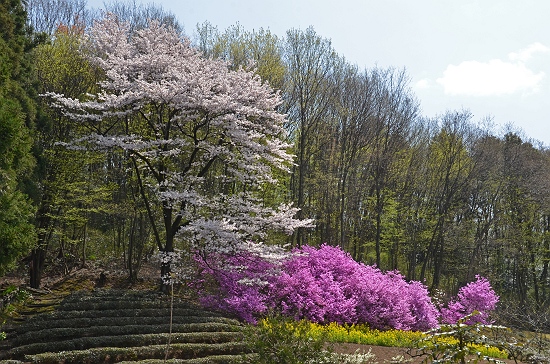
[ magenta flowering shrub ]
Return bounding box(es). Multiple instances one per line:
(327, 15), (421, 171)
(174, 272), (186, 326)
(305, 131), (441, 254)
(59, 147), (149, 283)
(440, 275), (499, 325)
(270, 244), (359, 324)
(406, 280), (441, 331)
(271, 245), (439, 330)
(198, 244), (440, 330)
(196, 251), (278, 323)
(353, 268), (439, 331)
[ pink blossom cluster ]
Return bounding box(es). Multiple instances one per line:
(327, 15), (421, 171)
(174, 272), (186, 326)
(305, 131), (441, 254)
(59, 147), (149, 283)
(197, 245), (499, 330)
(197, 251), (280, 323)
(440, 275), (499, 325)
(270, 245), (439, 331)
(199, 244), (439, 330)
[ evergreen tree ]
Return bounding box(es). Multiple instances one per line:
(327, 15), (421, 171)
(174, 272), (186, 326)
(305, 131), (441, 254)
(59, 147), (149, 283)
(0, 0), (37, 274)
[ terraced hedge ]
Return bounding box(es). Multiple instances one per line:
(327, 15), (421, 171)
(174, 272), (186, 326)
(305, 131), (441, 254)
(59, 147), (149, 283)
(0, 289), (247, 364)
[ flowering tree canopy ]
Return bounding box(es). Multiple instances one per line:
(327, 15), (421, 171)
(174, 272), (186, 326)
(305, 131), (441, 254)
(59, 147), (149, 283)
(47, 14), (311, 281)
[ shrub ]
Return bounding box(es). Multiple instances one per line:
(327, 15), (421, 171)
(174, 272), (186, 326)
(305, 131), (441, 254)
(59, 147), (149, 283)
(197, 250), (280, 323)
(270, 244), (439, 330)
(24, 342), (247, 364)
(270, 244), (359, 325)
(198, 244), (439, 330)
(440, 275), (499, 325)
(238, 314), (333, 364)
(415, 313), (508, 363)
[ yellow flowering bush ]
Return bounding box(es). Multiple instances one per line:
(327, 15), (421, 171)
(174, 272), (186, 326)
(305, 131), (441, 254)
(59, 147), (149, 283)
(305, 321), (423, 347)
(257, 317), (508, 361)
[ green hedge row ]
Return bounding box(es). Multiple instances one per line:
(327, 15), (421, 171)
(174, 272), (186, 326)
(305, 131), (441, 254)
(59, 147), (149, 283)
(13, 314), (239, 334)
(57, 300), (183, 311)
(59, 289), (161, 301)
(15, 306), (232, 323)
(56, 290), (193, 310)
(9, 329), (243, 357)
(117, 354), (252, 363)
(24, 342), (247, 364)
(11, 325), (241, 348)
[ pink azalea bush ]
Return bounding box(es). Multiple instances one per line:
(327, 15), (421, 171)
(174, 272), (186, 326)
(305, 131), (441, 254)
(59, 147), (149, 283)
(196, 251), (279, 323)
(198, 244), (439, 330)
(270, 244), (360, 325)
(271, 245), (439, 331)
(197, 244), (499, 329)
(440, 275), (499, 325)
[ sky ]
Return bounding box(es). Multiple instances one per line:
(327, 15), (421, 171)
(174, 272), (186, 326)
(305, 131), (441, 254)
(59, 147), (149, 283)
(87, 0), (550, 146)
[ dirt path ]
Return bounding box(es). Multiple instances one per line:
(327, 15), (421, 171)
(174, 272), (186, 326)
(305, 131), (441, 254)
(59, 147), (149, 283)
(333, 343), (522, 363)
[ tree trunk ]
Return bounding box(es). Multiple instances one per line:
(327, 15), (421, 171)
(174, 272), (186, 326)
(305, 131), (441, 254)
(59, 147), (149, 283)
(30, 195), (53, 289)
(30, 248), (46, 289)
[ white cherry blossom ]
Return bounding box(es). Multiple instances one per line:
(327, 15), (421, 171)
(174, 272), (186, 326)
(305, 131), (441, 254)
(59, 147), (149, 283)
(47, 13), (313, 282)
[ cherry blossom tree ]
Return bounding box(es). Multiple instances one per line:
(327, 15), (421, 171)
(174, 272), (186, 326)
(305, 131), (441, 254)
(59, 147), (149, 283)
(47, 14), (311, 285)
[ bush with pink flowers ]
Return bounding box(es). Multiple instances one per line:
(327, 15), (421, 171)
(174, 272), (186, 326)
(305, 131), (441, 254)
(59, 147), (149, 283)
(269, 244), (361, 325)
(196, 251), (279, 323)
(440, 275), (499, 325)
(197, 244), (441, 330)
(197, 244), (499, 330)
(271, 245), (439, 330)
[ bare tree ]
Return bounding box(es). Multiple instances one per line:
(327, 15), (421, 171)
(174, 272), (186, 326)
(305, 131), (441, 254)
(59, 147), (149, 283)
(25, 0), (91, 34)
(101, 0), (183, 34)
(282, 26), (340, 247)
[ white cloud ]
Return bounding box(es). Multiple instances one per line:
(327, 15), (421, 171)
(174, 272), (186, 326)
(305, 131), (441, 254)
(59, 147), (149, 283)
(508, 42), (550, 62)
(436, 43), (548, 97)
(415, 78), (430, 90)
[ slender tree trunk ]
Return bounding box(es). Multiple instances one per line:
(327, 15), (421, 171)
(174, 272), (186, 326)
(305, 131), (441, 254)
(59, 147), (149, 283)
(128, 214), (136, 282)
(30, 195), (53, 289)
(81, 221), (87, 268)
(30, 248), (46, 289)
(295, 126), (307, 248)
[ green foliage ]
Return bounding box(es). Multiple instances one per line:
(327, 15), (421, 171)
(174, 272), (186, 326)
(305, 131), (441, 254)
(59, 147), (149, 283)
(1, 285), (31, 311)
(24, 342), (247, 364)
(10, 332), (244, 357)
(0, 0), (37, 275)
(0, 182), (36, 274)
(195, 22), (286, 90)
(1, 285), (31, 345)
(33, 29), (101, 98)
(238, 314), (333, 364)
(415, 313), (507, 363)
(12, 328), (238, 348)
(16, 318), (237, 336)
